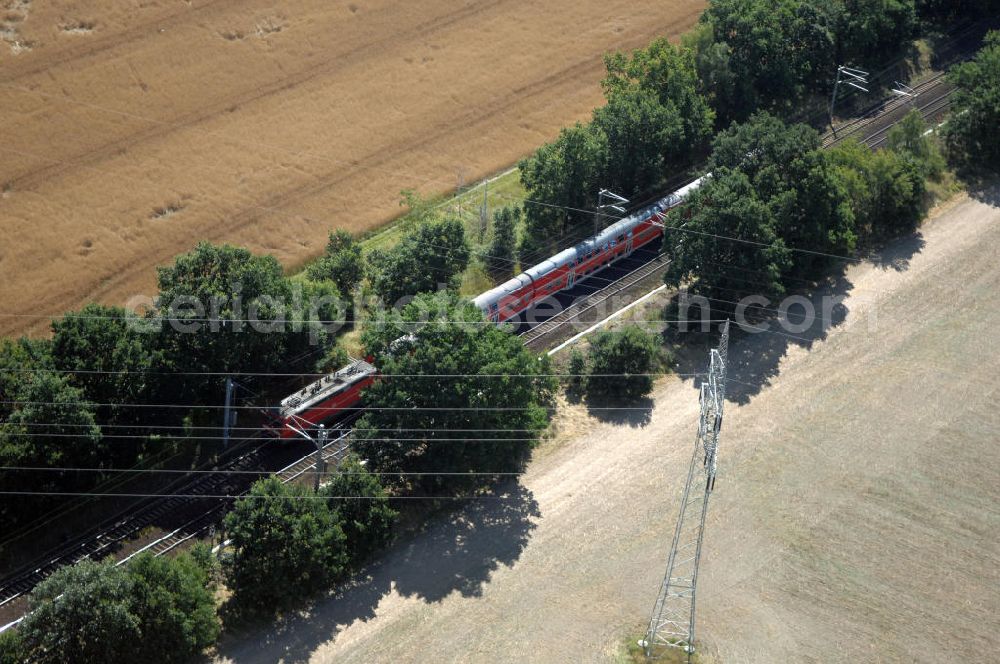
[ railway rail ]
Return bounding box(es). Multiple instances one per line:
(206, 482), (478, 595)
(0, 432), (272, 610)
(519, 253), (671, 349)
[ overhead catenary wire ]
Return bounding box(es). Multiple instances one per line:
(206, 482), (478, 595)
(0, 466), (527, 476)
(0, 491), (520, 500)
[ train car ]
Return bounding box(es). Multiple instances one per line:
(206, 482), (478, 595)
(472, 175), (706, 323)
(264, 359), (377, 439)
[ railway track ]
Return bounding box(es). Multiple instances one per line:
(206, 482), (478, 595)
(823, 72), (955, 150)
(0, 422), (358, 631)
(0, 432), (274, 610)
(519, 253), (670, 349)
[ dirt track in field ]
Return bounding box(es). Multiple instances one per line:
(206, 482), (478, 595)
(213, 189), (1000, 663)
(0, 0), (704, 336)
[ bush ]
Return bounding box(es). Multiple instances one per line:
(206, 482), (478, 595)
(0, 630), (25, 664)
(321, 455), (397, 565)
(126, 553), (220, 664)
(315, 344), (351, 374)
(585, 326), (660, 402)
(223, 477), (348, 613)
(306, 229), (364, 296)
(887, 109), (946, 180)
(566, 348), (588, 394)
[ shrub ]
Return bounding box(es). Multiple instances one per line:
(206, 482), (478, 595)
(306, 229), (364, 296)
(322, 455), (397, 565)
(223, 477), (348, 613)
(585, 326), (660, 402)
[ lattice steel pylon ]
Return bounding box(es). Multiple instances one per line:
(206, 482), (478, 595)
(642, 320), (729, 659)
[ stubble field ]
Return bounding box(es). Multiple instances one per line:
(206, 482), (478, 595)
(0, 0), (704, 336)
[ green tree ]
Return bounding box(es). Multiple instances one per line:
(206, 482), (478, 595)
(0, 373), (103, 528)
(664, 169), (791, 300)
(828, 139), (925, 240)
(682, 23), (737, 125)
(834, 0), (916, 63)
(591, 86), (685, 198)
(0, 336), (52, 420)
(154, 242), (295, 400)
(354, 293), (557, 494)
(486, 206), (520, 280)
(945, 31), (1000, 170)
(321, 455), (397, 565)
(126, 553), (219, 663)
(368, 217), (471, 305)
(700, 0), (837, 122)
(887, 109), (946, 179)
(601, 37), (714, 186)
(518, 123), (607, 262)
(19, 561), (139, 664)
(0, 373), (103, 469)
(306, 229), (364, 296)
(708, 113), (856, 279)
(51, 304), (152, 424)
(223, 477), (348, 612)
(585, 326), (660, 402)
(0, 630), (25, 664)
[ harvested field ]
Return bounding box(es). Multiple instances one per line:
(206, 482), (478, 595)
(0, 0), (705, 336)
(213, 188), (1000, 662)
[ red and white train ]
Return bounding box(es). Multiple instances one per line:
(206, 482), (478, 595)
(471, 176), (705, 324)
(264, 176), (706, 438)
(264, 359), (377, 439)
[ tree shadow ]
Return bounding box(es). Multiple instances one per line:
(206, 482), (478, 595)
(666, 270), (858, 406)
(966, 176), (1000, 208)
(867, 231), (926, 272)
(584, 394), (654, 428)
(212, 480), (538, 663)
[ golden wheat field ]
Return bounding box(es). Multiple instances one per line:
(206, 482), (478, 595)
(0, 0), (704, 336)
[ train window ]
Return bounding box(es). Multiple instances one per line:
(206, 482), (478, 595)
(617, 234), (624, 243)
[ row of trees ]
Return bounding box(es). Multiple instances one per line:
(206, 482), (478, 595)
(0, 239), (361, 532)
(515, 0), (993, 261)
(1, 548), (218, 664)
(663, 110), (943, 301)
(0, 457), (397, 664)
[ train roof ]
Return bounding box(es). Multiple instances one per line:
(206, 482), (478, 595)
(469, 175), (708, 311)
(279, 359), (376, 419)
(523, 247), (576, 281)
(472, 272), (533, 310)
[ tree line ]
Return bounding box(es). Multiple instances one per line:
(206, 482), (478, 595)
(516, 0), (1000, 260)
